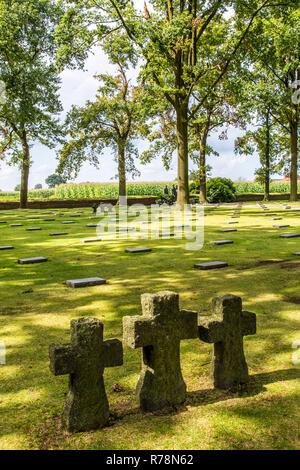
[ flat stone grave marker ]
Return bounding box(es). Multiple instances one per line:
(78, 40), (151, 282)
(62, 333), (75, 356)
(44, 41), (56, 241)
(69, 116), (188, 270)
(18, 257), (48, 264)
(219, 229), (237, 233)
(10, 224), (23, 227)
(273, 225), (290, 228)
(62, 221), (75, 224)
(49, 317), (123, 432)
(280, 233), (300, 238)
(210, 240), (233, 246)
(86, 224), (98, 228)
(66, 277), (106, 288)
(194, 261), (228, 270)
(125, 248), (152, 253)
(26, 227), (42, 231)
(27, 216), (40, 219)
(69, 215), (81, 217)
(292, 252), (300, 255)
(0, 221), (7, 224)
(0, 246), (14, 250)
(81, 238), (102, 243)
(272, 217), (282, 220)
(49, 232), (68, 236)
(43, 219), (55, 221)
(224, 221), (238, 224)
(265, 213), (276, 216)
(228, 216), (239, 218)
(198, 294), (256, 389)
(159, 233), (175, 237)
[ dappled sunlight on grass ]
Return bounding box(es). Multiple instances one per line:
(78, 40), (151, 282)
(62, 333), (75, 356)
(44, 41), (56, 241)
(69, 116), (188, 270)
(0, 204), (299, 449)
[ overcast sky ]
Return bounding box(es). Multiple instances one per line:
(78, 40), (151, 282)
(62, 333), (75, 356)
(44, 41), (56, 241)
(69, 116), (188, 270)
(0, 46), (262, 191)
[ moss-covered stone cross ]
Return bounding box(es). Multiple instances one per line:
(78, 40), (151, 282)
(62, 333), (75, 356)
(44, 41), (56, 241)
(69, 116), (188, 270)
(49, 317), (123, 432)
(123, 291), (198, 411)
(198, 294), (256, 389)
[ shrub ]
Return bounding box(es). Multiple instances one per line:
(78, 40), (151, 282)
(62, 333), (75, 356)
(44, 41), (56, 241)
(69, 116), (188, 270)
(206, 178), (236, 203)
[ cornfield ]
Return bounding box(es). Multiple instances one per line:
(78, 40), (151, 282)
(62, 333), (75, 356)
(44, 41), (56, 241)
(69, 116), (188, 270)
(233, 182), (298, 194)
(55, 182), (174, 199)
(0, 181), (297, 202)
(0, 189), (55, 200)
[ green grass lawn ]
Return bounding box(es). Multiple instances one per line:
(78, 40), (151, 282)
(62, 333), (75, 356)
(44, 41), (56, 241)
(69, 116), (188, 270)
(0, 203), (299, 450)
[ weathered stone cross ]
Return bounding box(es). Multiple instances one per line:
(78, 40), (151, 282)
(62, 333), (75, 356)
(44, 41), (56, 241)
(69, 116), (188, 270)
(49, 317), (123, 432)
(123, 291), (198, 411)
(198, 294), (256, 389)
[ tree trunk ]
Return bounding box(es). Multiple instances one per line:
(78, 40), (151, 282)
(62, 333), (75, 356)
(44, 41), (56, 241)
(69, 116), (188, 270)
(264, 113), (270, 201)
(199, 128), (208, 204)
(118, 143), (126, 202)
(290, 118), (298, 202)
(20, 133), (30, 209)
(176, 103), (189, 207)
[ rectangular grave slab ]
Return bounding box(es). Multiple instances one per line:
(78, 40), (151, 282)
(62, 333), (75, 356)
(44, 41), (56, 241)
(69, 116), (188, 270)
(117, 227), (134, 232)
(18, 257), (48, 264)
(69, 215), (81, 217)
(62, 221), (75, 224)
(80, 238), (102, 243)
(125, 248), (152, 253)
(194, 261), (228, 270)
(265, 214), (276, 216)
(292, 252), (300, 255)
(273, 225), (290, 228)
(272, 218), (282, 220)
(280, 233), (300, 238)
(86, 224), (98, 228)
(159, 233), (175, 237)
(10, 224), (23, 227)
(210, 240), (234, 246)
(0, 246), (14, 250)
(44, 219), (55, 222)
(219, 229), (237, 233)
(0, 221), (7, 224)
(27, 217), (40, 219)
(26, 228), (42, 231)
(66, 277), (106, 288)
(224, 221), (238, 224)
(49, 232), (68, 236)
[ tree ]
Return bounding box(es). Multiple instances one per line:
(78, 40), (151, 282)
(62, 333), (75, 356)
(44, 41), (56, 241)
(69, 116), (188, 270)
(14, 184), (21, 192)
(57, 0), (284, 206)
(0, 0), (64, 207)
(34, 184), (42, 189)
(58, 65), (143, 199)
(243, 6), (300, 200)
(45, 174), (67, 188)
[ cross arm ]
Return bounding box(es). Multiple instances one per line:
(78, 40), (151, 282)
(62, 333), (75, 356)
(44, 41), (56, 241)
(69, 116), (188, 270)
(241, 311), (256, 336)
(102, 339), (123, 367)
(123, 316), (155, 349)
(178, 310), (198, 339)
(198, 316), (224, 344)
(49, 343), (75, 376)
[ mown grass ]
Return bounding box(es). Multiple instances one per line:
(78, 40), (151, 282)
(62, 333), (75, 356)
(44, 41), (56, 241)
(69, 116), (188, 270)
(0, 202), (299, 450)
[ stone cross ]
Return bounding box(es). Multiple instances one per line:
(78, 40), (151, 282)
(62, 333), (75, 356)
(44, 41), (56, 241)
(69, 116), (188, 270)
(49, 317), (123, 432)
(123, 291), (198, 411)
(198, 294), (256, 389)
